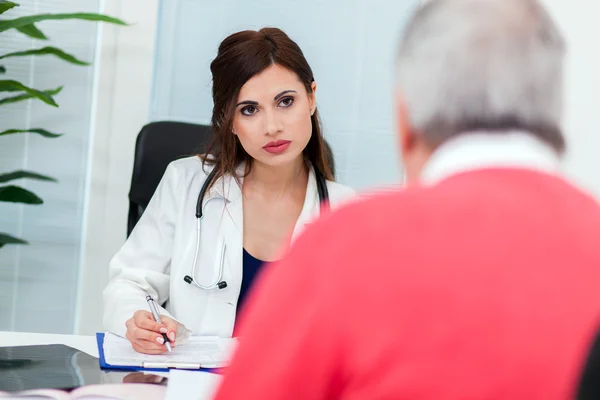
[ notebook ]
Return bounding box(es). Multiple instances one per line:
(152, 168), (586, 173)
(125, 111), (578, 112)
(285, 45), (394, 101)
(0, 383), (166, 400)
(98, 332), (236, 371)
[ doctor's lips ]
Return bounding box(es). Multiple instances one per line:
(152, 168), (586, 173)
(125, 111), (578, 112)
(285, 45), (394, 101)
(263, 139), (291, 154)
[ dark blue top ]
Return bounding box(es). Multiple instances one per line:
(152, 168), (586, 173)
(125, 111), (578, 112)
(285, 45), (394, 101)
(236, 248), (269, 316)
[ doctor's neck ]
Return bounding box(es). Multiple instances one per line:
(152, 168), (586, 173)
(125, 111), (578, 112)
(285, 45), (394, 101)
(244, 156), (307, 196)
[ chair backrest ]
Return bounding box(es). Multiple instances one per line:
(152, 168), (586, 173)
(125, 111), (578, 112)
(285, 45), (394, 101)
(127, 120), (336, 236)
(127, 121), (212, 237)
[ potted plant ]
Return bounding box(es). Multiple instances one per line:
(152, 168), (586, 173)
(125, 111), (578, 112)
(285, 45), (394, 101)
(0, 0), (126, 249)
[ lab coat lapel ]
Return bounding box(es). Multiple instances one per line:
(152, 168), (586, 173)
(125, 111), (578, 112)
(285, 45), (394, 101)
(204, 165), (245, 237)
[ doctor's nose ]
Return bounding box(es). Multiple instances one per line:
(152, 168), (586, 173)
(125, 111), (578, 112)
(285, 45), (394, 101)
(264, 110), (283, 136)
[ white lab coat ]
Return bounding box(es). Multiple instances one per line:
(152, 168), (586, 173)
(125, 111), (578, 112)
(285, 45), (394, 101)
(103, 156), (355, 338)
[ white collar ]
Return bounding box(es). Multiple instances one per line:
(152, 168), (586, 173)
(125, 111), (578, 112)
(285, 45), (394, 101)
(204, 162), (246, 204)
(420, 131), (562, 185)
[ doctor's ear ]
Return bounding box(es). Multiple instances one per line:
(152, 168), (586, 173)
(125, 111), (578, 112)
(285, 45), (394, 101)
(309, 81), (317, 116)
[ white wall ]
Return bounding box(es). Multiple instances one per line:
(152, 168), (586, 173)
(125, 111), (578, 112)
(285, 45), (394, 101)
(75, 0), (159, 335)
(149, 0), (421, 190)
(543, 1), (600, 198)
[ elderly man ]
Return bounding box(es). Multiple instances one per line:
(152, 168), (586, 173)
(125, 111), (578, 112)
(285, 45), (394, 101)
(214, 0), (600, 398)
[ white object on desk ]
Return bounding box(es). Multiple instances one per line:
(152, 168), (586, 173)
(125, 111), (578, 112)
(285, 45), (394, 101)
(0, 383), (166, 400)
(103, 333), (236, 369)
(165, 370), (221, 400)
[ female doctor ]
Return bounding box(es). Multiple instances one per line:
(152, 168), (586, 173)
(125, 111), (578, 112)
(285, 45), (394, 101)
(103, 27), (355, 354)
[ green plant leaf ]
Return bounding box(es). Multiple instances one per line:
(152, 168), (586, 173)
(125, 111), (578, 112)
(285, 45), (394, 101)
(0, 80), (58, 106)
(0, 13), (128, 34)
(0, 1), (18, 15)
(0, 185), (43, 204)
(0, 46), (88, 65)
(0, 128), (62, 138)
(16, 22), (47, 40)
(0, 65), (5, 73)
(0, 233), (28, 249)
(0, 86), (61, 106)
(0, 170), (57, 184)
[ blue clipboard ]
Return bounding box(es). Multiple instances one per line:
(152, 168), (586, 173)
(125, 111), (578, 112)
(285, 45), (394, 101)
(96, 333), (214, 373)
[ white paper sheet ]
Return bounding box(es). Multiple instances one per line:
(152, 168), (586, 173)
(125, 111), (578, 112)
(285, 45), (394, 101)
(103, 333), (236, 368)
(165, 370), (222, 400)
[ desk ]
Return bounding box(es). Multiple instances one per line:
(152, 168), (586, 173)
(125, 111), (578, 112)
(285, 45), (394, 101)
(0, 331), (98, 357)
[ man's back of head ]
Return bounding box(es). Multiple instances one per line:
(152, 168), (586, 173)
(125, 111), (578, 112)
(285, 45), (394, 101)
(397, 0), (566, 183)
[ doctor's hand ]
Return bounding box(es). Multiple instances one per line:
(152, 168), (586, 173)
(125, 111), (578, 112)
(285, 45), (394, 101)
(125, 310), (178, 354)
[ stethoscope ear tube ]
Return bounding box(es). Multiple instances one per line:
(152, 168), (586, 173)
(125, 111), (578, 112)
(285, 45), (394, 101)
(195, 166), (220, 219)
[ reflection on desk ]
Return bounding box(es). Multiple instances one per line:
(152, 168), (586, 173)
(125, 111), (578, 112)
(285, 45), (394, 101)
(0, 331), (169, 389)
(0, 344), (101, 392)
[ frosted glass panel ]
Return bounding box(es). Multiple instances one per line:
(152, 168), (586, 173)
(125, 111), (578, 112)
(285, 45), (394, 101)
(0, 0), (101, 333)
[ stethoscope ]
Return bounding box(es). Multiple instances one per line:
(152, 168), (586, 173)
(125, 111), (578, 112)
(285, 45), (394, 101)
(183, 166), (330, 290)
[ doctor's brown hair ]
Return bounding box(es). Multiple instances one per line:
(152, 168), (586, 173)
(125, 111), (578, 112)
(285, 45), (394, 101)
(199, 27), (333, 194)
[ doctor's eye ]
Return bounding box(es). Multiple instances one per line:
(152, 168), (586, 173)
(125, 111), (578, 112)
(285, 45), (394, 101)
(241, 106), (258, 116)
(278, 96), (294, 108)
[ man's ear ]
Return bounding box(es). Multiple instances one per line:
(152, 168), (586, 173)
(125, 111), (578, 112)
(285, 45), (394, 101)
(396, 92), (415, 154)
(396, 92), (435, 185)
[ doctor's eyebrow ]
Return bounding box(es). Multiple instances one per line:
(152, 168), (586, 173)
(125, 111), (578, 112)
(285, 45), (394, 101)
(236, 100), (258, 107)
(273, 90), (296, 101)
(235, 90), (298, 108)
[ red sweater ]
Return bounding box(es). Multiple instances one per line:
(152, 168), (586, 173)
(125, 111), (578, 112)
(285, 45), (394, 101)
(214, 169), (600, 399)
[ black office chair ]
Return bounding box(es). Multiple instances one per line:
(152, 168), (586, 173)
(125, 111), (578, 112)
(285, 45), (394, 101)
(127, 121), (336, 236)
(127, 121), (212, 237)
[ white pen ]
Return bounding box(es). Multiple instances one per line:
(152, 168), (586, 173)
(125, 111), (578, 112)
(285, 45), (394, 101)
(145, 293), (172, 352)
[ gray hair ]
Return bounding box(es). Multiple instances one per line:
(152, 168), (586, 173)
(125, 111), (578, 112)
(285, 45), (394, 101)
(396, 0), (566, 152)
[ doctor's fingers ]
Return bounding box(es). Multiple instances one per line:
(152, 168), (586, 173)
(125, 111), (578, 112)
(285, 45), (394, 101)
(132, 310), (168, 332)
(130, 338), (170, 355)
(125, 317), (169, 347)
(134, 315), (177, 344)
(157, 316), (178, 342)
(128, 323), (170, 344)
(134, 312), (169, 334)
(126, 326), (174, 354)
